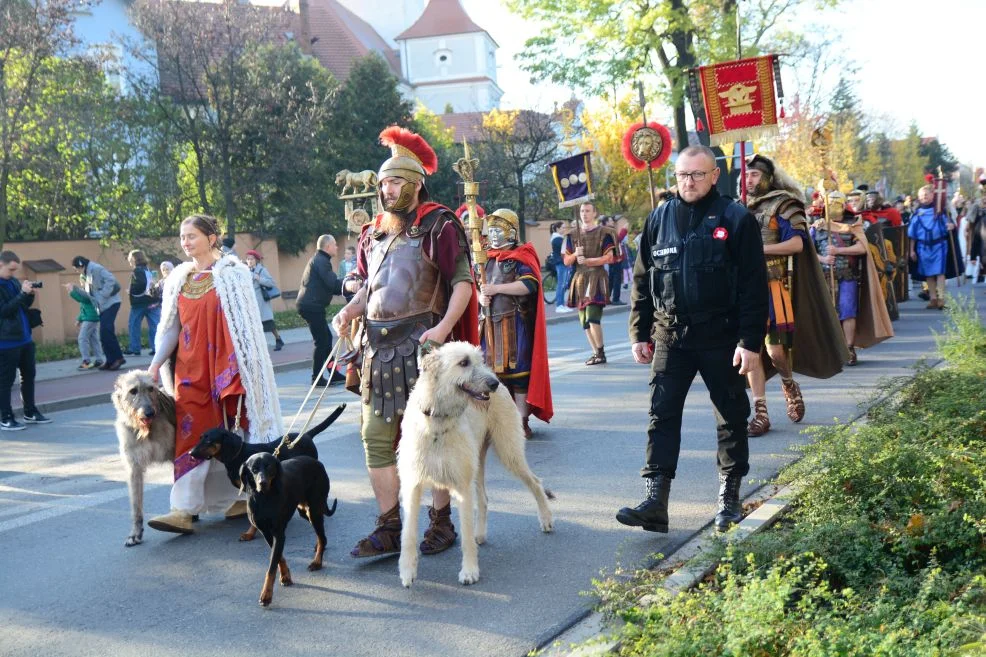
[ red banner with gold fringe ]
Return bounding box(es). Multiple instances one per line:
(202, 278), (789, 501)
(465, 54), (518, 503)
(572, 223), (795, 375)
(698, 55), (780, 146)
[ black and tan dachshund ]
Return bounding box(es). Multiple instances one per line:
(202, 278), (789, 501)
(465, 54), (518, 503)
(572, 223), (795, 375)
(239, 453), (338, 607)
(190, 404), (344, 540)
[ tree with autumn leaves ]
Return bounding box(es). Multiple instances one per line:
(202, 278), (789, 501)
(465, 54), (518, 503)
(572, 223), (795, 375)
(579, 95), (665, 225)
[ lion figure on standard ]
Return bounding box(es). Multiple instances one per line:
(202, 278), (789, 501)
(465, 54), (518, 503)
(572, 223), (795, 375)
(335, 169), (378, 195)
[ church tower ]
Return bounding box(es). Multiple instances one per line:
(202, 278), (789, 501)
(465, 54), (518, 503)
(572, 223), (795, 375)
(395, 0), (502, 114)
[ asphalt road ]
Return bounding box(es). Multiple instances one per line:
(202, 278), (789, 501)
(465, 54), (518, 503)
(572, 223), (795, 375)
(1, 285), (979, 657)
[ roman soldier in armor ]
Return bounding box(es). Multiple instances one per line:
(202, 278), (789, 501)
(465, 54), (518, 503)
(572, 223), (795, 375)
(811, 190), (893, 366)
(563, 202), (618, 365)
(861, 189), (903, 226)
(478, 208), (553, 439)
(861, 189), (908, 305)
(846, 187), (865, 215)
(742, 155), (846, 437)
(333, 126), (479, 559)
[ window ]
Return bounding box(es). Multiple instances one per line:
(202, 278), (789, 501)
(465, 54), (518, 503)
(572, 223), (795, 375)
(433, 48), (452, 70)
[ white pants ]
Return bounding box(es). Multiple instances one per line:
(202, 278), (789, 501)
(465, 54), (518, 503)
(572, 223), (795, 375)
(170, 459), (243, 515)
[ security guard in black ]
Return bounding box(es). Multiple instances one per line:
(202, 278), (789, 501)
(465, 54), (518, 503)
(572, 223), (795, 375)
(628, 152), (768, 485)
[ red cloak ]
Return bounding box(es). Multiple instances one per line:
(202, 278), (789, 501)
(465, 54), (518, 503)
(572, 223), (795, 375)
(485, 242), (553, 423)
(861, 207), (903, 227)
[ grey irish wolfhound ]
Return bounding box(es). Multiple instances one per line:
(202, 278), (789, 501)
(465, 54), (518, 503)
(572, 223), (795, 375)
(112, 370), (176, 547)
(397, 341), (554, 588)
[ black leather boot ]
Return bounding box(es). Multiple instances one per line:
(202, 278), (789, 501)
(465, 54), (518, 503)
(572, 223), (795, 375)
(714, 472), (743, 532)
(616, 475), (671, 532)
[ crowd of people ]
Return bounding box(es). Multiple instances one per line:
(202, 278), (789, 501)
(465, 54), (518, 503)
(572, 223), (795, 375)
(4, 125), (977, 550)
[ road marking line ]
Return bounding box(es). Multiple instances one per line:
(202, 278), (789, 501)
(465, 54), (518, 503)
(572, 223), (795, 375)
(0, 485), (126, 535)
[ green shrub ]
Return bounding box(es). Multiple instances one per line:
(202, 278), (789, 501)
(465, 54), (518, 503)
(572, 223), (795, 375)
(596, 297), (986, 657)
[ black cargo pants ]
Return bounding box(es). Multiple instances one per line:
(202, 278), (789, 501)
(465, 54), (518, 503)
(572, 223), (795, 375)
(642, 340), (750, 479)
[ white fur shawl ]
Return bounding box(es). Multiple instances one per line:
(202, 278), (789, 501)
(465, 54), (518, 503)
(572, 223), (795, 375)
(155, 256), (283, 442)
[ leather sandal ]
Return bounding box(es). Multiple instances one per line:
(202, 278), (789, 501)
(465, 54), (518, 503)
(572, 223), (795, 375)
(846, 345), (858, 366)
(522, 416), (533, 440)
(350, 504), (402, 558)
(419, 503), (457, 555)
(781, 378), (805, 423)
(584, 348), (607, 366)
(747, 399), (770, 437)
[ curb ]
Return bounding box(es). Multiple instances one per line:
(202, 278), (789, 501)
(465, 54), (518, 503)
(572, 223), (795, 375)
(31, 358), (313, 415)
(536, 483), (797, 657)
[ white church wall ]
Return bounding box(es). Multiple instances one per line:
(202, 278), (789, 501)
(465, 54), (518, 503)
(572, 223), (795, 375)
(416, 81), (500, 114)
(404, 34), (486, 83)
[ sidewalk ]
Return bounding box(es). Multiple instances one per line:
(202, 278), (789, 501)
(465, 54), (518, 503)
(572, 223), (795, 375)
(18, 298), (629, 414)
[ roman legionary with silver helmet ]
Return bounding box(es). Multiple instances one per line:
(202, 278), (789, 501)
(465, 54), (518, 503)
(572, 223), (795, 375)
(742, 154), (846, 437)
(333, 125), (479, 560)
(479, 209), (553, 439)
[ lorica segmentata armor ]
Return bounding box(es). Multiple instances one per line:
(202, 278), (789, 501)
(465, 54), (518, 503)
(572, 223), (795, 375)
(482, 257), (535, 373)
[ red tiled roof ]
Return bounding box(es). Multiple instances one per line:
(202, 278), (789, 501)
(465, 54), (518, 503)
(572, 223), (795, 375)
(153, 0), (403, 101)
(300, 0), (403, 81)
(396, 0), (493, 44)
(439, 109), (551, 142)
(440, 111), (484, 141)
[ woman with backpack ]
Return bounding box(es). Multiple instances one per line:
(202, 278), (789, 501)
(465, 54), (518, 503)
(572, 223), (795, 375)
(123, 250), (161, 357)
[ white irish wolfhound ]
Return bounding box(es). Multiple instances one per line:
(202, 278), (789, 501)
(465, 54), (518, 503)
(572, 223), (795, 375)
(112, 370), (176, 547)
(397, 341), (554, 587)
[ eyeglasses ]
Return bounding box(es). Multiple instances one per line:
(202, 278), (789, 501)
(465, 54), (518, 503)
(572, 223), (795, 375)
(674, 170), (712, 182)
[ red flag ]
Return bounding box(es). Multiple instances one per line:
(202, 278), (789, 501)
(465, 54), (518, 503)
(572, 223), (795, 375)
(698, 55), (780, 146)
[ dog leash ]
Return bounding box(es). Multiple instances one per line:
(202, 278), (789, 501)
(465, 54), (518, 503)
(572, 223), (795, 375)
(274, 338), (343, 457)
(224, 396), (243, 433)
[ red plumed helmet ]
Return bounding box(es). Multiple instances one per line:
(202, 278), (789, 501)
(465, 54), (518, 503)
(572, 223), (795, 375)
(621, 121), (673, 171)
(378, 125), (438, 178)
(455, 203), (485, 220)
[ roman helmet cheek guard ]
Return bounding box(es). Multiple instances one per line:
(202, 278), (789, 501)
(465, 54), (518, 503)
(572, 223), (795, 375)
(380, 179), (419, 213)
(487, 208), (520, 249)
(827, 191), (847, 217)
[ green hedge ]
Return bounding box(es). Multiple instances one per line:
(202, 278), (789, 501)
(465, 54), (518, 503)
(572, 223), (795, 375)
(592, 295), (986, 657)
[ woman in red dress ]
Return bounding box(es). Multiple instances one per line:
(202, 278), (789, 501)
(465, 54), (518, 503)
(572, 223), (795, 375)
(147, 215), (282, 535)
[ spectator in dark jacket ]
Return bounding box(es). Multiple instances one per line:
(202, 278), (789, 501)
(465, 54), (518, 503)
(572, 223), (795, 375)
(550, 221), (573, 313)
(0, 251), (50, 430)
(123, 250), (160, 357)
(296, 235), (343, 386)
(71, 255), (125, 371)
